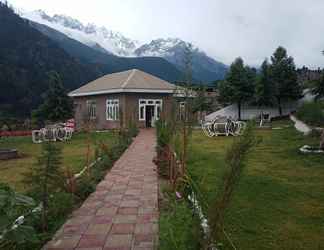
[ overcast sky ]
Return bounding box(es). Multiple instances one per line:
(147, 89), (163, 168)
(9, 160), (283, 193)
(8, 0), (324, 68)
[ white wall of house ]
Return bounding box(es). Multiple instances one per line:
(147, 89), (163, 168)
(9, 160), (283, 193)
(205, 90), (316, 121)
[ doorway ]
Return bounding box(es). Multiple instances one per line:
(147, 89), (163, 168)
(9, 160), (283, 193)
(139, 99), (162, 128)
(145, 105), (155, 128)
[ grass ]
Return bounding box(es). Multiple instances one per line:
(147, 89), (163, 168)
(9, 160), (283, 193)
(187, 119), (324, 250)
(159, 179), (203, 250)
(0, 131), (118, 192)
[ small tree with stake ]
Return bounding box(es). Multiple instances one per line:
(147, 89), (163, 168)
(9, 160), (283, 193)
(180, 43), (196, 175)
(23, 141), (65, 232)
(208, 122), (258, 246)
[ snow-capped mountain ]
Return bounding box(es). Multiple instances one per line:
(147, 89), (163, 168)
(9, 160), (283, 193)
(135, 38), (228, 81)
(21, 10), (139, 56)
(20, 9), (227, 82)
(135, 38), (188, 57)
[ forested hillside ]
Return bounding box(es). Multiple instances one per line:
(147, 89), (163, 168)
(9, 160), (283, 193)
(0, 2), (102, 117)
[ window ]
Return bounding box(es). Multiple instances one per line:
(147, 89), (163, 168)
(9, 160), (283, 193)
(106, 99), (119, 121)
(139, 100), (146, 121)
(139, 105), (145, 120)
(86, 100), (96, 119)
(179, 101), (186, 121)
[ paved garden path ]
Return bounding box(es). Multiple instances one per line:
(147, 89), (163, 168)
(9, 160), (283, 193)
(45, 129), (158, 250)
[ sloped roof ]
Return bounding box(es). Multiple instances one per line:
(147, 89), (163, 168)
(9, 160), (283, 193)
(69, 69), (176, 97)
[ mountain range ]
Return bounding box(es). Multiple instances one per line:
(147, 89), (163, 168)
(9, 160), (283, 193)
(21, 10), (228, 82)
(0, 2), (228, 117)
(27, 21), (183, 82)
(0, 3), (182, 117)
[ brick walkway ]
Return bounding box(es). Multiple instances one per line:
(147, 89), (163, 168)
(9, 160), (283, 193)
(45, 129), (158, 250)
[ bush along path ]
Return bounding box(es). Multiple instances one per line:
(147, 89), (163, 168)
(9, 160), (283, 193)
(44, 129), (159, 250)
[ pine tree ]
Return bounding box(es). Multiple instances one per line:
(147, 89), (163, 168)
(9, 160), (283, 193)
(33, 71), (74, 123)
(23, 141), (65, 231)
(218, 57), (255, 120)
(255, 59), (275, 107)
(269, 47), (302, 116)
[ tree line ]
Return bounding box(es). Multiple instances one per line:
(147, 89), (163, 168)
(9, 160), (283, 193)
(218, 46), (303, 120)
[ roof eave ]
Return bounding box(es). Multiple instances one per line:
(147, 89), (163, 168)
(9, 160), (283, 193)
(68, 88), (175, 97)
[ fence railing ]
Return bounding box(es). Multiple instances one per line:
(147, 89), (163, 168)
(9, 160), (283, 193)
(0, 131), (32, 137)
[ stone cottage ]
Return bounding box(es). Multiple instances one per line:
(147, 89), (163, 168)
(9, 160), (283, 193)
(68, 69), (176, 130)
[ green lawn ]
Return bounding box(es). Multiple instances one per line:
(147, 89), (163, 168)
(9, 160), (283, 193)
(0, 132), (118, 192)
(188, 120), (324, 250)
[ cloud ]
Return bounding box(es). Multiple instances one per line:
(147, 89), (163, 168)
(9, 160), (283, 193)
(8, 0), (324, 68)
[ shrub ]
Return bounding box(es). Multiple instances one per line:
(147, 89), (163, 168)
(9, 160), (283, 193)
(155, 120), (174, 178)
(110, 143), (126, 161)
(91, 159), (109, 183)
(48, 192), (73, 221)
(75, 176), (96, 201)
(296, 101), (324, 127)
(118, 129), (132, 148)
(156, 119), (173, 148)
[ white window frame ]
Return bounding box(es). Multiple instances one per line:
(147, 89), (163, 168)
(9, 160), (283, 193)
(86, 100), (96, 120)
(138, 99), (163, 121)
(106, 99), (119, 121)
(179, 101), (186, 120)
(139, 102), (146, 121)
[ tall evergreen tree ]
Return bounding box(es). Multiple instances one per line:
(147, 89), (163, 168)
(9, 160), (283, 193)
(246, 66), (257, 89)
(33, 71), (74, 123)
(269, 47), (302, 115)
(218, 57), (255, 120)
(255, 59), (275, 107)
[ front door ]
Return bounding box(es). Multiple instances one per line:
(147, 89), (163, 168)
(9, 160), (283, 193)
(145, 105), (155, 128)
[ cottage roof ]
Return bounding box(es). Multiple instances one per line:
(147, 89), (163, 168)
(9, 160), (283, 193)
(69, 69), (176, 97)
